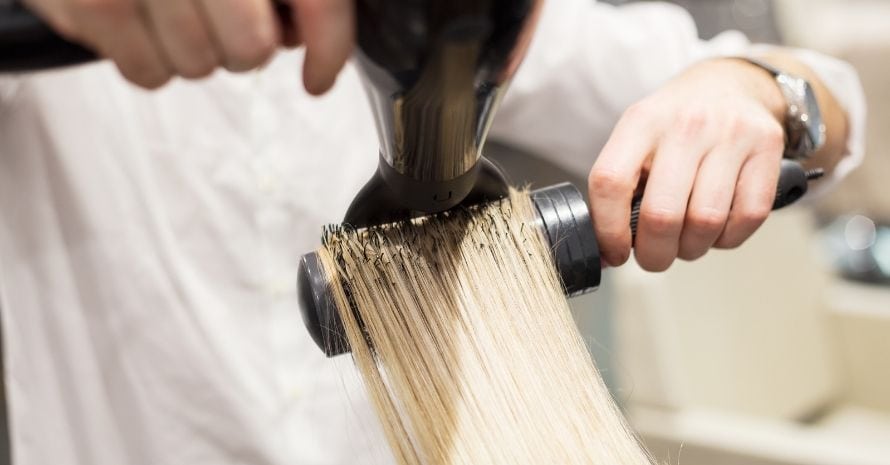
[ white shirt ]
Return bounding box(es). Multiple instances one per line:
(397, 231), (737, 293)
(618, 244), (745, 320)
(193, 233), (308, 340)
(0, 1), (866, 464)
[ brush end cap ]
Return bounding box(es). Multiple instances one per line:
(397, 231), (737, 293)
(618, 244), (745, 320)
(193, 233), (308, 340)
(531, 183), (601, 296)
(297, 252), (349, 357)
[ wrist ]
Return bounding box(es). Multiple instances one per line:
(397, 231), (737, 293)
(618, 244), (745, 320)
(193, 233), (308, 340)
(719, 57), (787, 123)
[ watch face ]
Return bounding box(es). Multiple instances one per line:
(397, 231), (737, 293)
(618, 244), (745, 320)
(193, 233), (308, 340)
(803, 81), (827, 150)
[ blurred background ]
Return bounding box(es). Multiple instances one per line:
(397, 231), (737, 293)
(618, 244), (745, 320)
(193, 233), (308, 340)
(492, 1), (890, 464)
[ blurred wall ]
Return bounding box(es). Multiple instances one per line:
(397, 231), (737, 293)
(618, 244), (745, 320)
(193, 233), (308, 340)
(601, 0), (781, 42)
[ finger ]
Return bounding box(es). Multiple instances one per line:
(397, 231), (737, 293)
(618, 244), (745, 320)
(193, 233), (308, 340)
(197, 0), (280, 71)
(715, 122), (784, 249)
(633, 114), (714, 272)
(714, 152), (781, 249)
(142, 0), (219, 78)
(69, 0), (172, 88)
(677, 143), (748, 261)
(294, 0), (355, 95)
(588, 104), (657, 267)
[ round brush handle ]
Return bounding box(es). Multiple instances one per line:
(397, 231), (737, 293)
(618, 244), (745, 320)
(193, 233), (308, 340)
(630, 159), (813, 241)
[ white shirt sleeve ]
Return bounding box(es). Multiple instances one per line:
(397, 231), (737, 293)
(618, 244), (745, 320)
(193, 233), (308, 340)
(490, 0), (866, 189)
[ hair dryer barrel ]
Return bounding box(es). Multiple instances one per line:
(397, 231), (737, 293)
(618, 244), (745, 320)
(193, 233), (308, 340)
(354, 0), (542, 213)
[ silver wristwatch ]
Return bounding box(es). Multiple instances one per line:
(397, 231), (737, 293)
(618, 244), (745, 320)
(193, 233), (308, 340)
(741, 57), (827, 160)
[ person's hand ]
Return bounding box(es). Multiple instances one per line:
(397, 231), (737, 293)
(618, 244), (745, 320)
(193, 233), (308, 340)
(24, 0), (354, 92)
(588, 58), (787, 272)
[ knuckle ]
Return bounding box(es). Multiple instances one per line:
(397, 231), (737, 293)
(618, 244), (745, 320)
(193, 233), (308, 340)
(686, 207), (727, 234)
(673, 108), (709, 137)
(737, 204), (770, 227)
(725, 115), (754, 140)
(622, 101), (651, 122)
(589, 168), (633, 195)
(641, 207), (684, 236)
(759, 121), (786, 153)
(225, 27), (278, 70)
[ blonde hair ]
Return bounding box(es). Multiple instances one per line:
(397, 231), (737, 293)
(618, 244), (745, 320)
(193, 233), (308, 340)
(317, 189), (651, 464)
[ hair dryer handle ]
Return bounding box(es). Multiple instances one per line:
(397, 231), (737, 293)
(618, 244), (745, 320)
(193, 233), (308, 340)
(629, 159), (816, 241)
